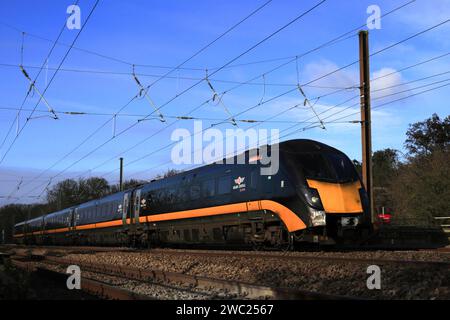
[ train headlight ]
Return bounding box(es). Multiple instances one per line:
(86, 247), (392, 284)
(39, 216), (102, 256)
(305, 188), (324, 210)
(310, 208), (326, 226)
(311, 196), (320, 204)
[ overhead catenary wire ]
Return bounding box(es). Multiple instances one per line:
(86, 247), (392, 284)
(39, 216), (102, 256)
(13, 1), (325, 197)
(0, 0), (81, 152)
(0, 0), (416, 74)
(99, 72), (444, 182)
(150, 79), (450, 183)
(107, 59), (450, 184)
(281, 81), (450, 141)
(18, 0), (329, 196)
(141, 0), (274, 91)
(1, 0), (418, 175)
(24, 24), (448, 199)
(0, 62), (362, 89)
(0, 0), (100, 165)
(12, 1), (424, 199)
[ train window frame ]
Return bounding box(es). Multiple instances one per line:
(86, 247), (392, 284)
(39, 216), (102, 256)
(190, 185), (201, 200)
(250, 170), (258, 189)
(202, 179), (215, 197)
(218, 176), (231, 195)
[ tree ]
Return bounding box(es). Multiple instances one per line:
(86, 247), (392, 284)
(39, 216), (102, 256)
(371, 148), (399, 213)
(46, 179), (79, 210)
(372, 148), (399, 188)
(155, 168), (182, 179)
(78, 177), (110, 201)
(110, 179), (147, 193)
(46, 177), (110, 210)
(391, 150), (450, 225)
(405, 113), (450, 156)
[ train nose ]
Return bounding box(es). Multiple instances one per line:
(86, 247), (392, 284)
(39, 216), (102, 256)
(305, 179), (363, 214)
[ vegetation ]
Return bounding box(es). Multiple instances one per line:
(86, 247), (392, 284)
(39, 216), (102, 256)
(0, 169), (180, 242)
(370, 113), (449, 225)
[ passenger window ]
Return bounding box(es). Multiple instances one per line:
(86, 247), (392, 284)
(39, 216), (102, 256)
(251, 170), (258, 189)
(190, 185), (201, 200)
(202, 179), (215, 197)
(218, 176), (231, 195)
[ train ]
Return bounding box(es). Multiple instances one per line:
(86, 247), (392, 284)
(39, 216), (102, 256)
(13, 139), (372, 249)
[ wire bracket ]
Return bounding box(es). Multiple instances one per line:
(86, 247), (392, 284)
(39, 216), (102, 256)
(132, 65), (166, 123)
(19, 65), (58, 120)
(297, 84), (325, 130)
(205, 69), (237, 127)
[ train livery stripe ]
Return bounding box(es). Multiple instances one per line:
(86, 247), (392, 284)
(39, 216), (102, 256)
(138, 200), (307, 232)
(16, 200), (307, 236)
(75, 219), (123, 230)
(306, 179), (363, 213)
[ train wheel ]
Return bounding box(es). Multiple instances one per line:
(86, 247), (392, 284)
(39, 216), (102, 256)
(275, 232), (293, 251)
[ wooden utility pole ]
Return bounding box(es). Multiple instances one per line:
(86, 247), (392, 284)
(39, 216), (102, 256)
(119, 157), (124, 191)
(359, 30), (374, 223)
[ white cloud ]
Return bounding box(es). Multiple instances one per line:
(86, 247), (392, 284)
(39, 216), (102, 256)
(370, 67), (404, 99)
(302, 60), (359, 89)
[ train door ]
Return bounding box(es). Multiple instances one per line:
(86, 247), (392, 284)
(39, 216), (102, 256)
(70, 209), (75, 230)
(132, 189), (142, 226)
(264, 175), (273, 194)
(122, 192), (130, 225)
(74, 208), (80, 228)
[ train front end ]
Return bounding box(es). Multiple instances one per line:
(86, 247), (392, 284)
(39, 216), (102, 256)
(280, 140), (371, 244)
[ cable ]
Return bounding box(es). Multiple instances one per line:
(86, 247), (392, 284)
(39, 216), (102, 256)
(17, 0), (423, 198)
(142, 0), (273, 90)
(15, 1), (324, 196)
(0, 0), (80, 151)
(0, 0), (100, 165)
(0, 0), (417, 74)
(285, 78), (450, 137)
(26, 31), (444, 197)
(283, 81), (450, 140)
(19, 0), (328, 195)
(116, 67), (450, 182)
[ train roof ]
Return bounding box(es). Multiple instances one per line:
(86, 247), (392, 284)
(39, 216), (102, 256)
(142, 139), (343, 183)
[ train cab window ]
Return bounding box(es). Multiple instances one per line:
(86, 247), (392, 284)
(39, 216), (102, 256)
(325, 153), (359, 182)
(202, 179), (215, 197)
(218, 176), (231, 195)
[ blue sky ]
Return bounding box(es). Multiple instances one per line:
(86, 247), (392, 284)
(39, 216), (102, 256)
(0, 0), (449, 204)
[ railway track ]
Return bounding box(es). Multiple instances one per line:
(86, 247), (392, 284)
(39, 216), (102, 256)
(5, 251), (357, 300)
(4, 244), (449, 268)
(8, 258), (151, 300)
(145, 248), (450, 267)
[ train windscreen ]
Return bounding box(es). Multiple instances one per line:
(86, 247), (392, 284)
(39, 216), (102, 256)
(294, 152), (359, 183)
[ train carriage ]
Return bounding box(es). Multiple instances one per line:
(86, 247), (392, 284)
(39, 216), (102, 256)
(14, 139), (371, 249)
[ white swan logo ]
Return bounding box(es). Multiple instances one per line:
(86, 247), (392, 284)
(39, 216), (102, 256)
(233, 176), (246, 191)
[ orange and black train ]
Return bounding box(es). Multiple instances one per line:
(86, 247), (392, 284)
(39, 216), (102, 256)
(14, 139), (371, 248)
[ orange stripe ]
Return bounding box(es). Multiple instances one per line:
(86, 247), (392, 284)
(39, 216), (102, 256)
(139, 199), (306, 232)
(45, 227), (69, 234)
(307, 179), (363, 213)
(75, 219), (123, 231)
(21, 199), (307, 235)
